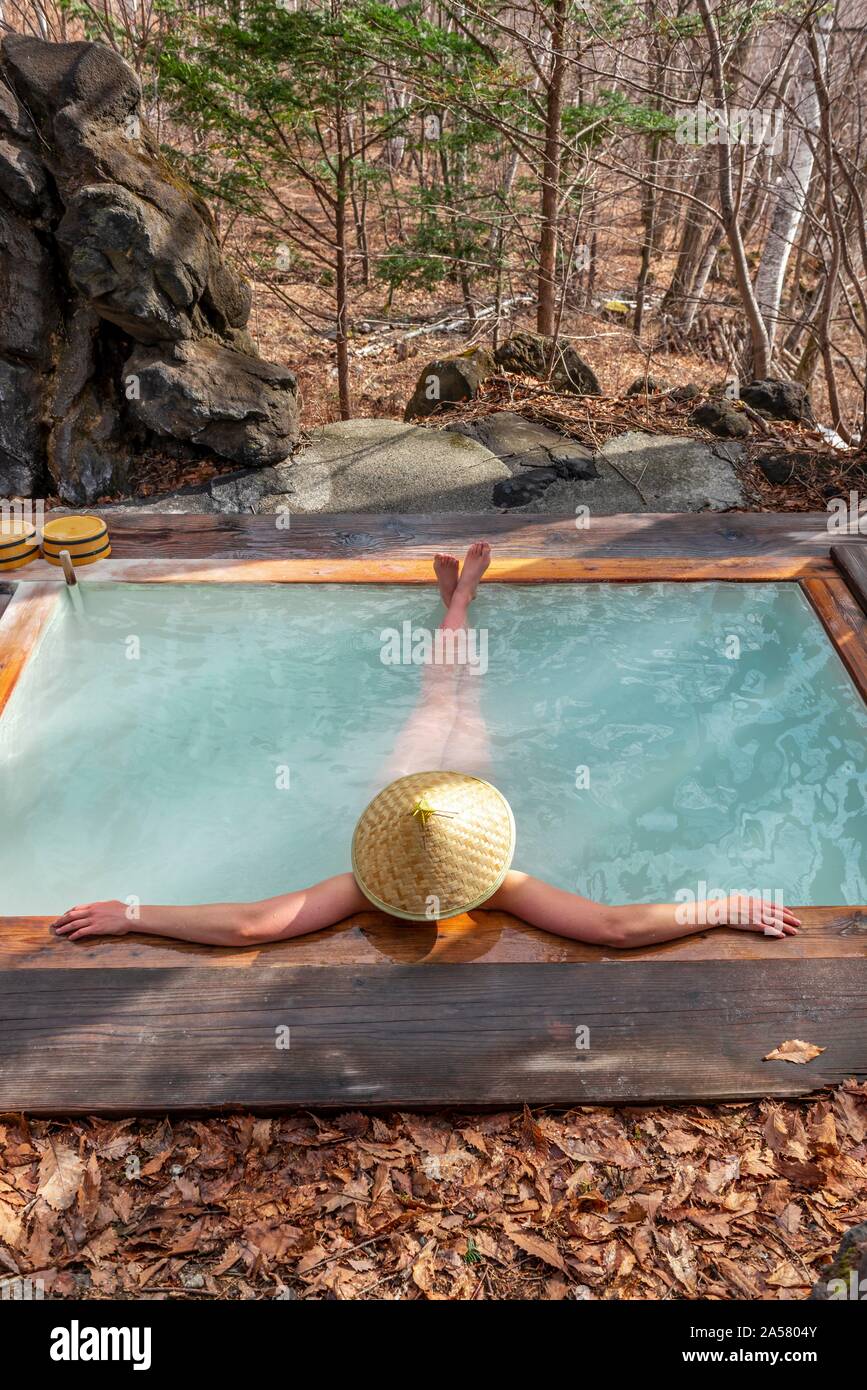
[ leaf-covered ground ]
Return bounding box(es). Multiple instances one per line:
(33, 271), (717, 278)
(2, 1084), (865, 1300)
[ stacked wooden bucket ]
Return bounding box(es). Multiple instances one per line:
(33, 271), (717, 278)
(0, 520), (40, 572)
(0, 516), (111, 574)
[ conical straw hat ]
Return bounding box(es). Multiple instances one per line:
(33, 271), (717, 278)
(351, 771), (516, 921)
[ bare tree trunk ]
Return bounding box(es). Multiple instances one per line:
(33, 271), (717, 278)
(635, 0), (663, 341)
(697, 0), (771, 379)
(384, 71), (407, 170)
(335, 142), (351, 420)
(537, 0), (567, 335)
(682, 149), (764, 332)
(661, 162), (715, 319)
(438, 135), (476, 329)
(635, 177), (656, 340)
(808, 22), (848, 438)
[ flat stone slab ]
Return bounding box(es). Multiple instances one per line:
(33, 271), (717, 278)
(512, 431), (746, 514)
(267, 418), (510, 513)
(89, 420), (746, 516)
(451, 411), (596, 471)
(97, 488), (217, 515)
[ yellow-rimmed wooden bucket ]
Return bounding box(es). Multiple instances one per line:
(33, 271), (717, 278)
(0, 520), (40, 572)
(41, 515), (111, 567)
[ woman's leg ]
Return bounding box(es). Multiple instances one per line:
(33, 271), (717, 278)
(386, 542), (491, 779)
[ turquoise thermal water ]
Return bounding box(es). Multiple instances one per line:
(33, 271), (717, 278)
(1, 581), (865, 915)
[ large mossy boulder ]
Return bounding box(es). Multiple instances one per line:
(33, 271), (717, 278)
(0, 34), (298, 502)
(810, 1222), (867, 1300)
(495, 331), (601, 395)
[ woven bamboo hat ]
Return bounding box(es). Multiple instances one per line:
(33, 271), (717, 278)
(351, 771), (516, 921)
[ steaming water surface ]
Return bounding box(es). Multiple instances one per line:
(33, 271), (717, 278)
(1, 581), (865, 913)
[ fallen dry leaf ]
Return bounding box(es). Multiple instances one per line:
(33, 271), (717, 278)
(508, 1230), (568, 1272)
(764, 1039), (826, 1065)
(36, 1146), (85, 1212)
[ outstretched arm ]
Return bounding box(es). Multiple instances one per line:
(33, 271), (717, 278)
(487, 871), (800, 947)
(51, 873), (369, 947)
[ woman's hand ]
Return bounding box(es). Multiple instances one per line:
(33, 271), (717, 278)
(51, 901), (133, 942)
(703, 895), (801, 937)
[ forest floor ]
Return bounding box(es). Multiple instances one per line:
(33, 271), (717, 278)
(2, 1086), (864, 1301)
(124, 265), (864, 514)
(420, 375), (867, 513)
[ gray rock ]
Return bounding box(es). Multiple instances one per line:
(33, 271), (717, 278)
(669, 383), (701, 403)
(450, 411), (598, 478)
(209, 465), (281, 513)
(741, 378), (813, 423)
(58, 183), (210, 342)
(203, 257), (253, 335)
(0, 359), (45, 495)
(78, 421), (747, 517)
(0, 33), (301, 501)
(49, 383), (131, 505)
(0, 136), (51, 217)
(495, 331), (601, 395)
(404, 346), (494, 420)
(2, 33), (141, 131)
(97, 488), (216, 515)
(689, 400), (752, 438)
(506, 431), (745, 514)
(274, 418), (509, 512)
(625, 376), (668, 396)
(547, 446), (599, 480)
(493, 469), (561, 508)
(0, 204), (58, 364)
(126, 339), (299, 467)
(462, 410), (560, 460)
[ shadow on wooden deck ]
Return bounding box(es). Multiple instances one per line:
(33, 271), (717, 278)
(1, 909), (865, 1113)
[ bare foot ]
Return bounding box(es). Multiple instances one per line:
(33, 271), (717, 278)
(434, 552), (459, 607)
(455, 541), (491, 602)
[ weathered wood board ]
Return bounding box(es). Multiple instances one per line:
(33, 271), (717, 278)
(834, 542), (867, 616)
(1, 960), (864, 1112)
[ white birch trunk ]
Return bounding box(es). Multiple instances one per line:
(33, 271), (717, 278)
(754, 14), (833, 349)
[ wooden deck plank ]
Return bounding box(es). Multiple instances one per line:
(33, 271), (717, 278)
(1, 960), (864, 1111)
(802, 574), (867, 703)
(12, 554), (839, 584)
(834, 542), (867, 616)
(28, 510), (857, 562)
(2, 907), (864, 968)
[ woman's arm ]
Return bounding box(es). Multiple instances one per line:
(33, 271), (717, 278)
(50, 873), (369, 946)
(487, 871), (800, 947)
